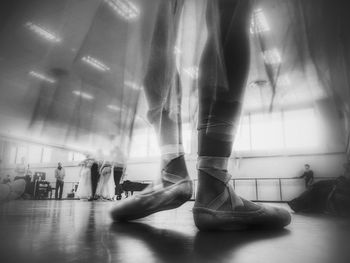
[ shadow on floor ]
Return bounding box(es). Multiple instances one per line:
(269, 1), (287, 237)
(110, 222), (290, 263)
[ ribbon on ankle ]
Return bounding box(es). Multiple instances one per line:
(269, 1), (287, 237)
(197, 156), (243, 209)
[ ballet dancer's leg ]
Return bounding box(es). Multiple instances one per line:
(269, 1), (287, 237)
(194, 0), (291, 230)
(111, 0), (192, 221)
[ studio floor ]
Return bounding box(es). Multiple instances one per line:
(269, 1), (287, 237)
(0, 200), (349, 263)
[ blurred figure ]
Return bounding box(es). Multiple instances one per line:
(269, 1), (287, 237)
(0, 179), (26, 201)
(54, 162), (65, 200)
(89, 162), (100, 201)
(2, 175), (11, 184)
(95, 162), (115, 200)
(298, 164), (314, 188)
(76, 159), (93, 200)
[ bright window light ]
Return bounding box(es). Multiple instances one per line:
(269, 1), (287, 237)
(233, 116), (251, 151)
(250, 9), (270, 34)
(107, 104), (123, 112)
(42, 147), (52, 163)
(72, 90), (94, 100)
(29, 71), (56, 84)
(15, 146), (27, 164)
(183, 66), (199, 79)
(25, 22), (61, 43)
(263, 48), (282, 65)
(284, 109), (321, 149)
(250, 112), (284, 151)
(105, 0), (140, 20)
(81, 56), (110, 72)
(129, 128), (149, 158)
(28, 145), (42, 164)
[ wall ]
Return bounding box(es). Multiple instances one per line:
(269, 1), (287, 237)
(126, 152), (346, 201)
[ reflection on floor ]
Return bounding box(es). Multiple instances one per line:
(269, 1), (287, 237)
(0, 200), (349, 263)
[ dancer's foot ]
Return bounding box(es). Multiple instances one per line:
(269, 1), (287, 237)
(111, 155), (192, 221)
(193, 157), (291, 231)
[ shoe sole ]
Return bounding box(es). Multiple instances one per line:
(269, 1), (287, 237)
(193, 206), (290, 231)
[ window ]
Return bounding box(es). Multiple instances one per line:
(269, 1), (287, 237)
(8, 143), (17, 164)
(233, 107), (322, 154)
(234, 116), (251, 151)
(129, 128), (149, 158)
(16, 146), (28, 164)
(42, 147), (52, 163)
(250, 112), (284, 151)
(284, 109), (320, 149)
(28, 145), (43, 164)
(68, 151), (86, 162)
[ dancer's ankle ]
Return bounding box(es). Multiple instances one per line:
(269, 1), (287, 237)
(196, 156), (240, 210)
(162, 155), (189, 187)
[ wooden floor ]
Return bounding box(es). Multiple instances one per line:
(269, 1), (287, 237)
(0, 200), (349, 263)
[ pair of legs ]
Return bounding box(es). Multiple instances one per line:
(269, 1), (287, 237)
(111, 0), (290, 230)
(55, 180), (64, 200)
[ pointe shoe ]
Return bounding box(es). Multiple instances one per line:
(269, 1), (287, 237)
(193, 157), (291, 231)
(111, 157), (193, 221)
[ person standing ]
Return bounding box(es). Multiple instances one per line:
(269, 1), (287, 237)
(299, 164), (314, 188)
(55, 162), (65, 200)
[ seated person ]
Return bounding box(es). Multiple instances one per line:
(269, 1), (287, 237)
(2, 175), (11, 184)
(288, 162), (350, 217)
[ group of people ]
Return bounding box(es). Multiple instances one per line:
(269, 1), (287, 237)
(76, 158), (125, 201)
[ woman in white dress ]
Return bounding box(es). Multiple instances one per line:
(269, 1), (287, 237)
(95, 162), (115, 200)
(76, 159), (93, 199)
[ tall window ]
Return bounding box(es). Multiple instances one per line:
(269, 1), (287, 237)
(233, 107), (321, 153)
(28, 145), (43, 163)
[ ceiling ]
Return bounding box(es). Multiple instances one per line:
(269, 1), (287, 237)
(0, 0), (347, 153)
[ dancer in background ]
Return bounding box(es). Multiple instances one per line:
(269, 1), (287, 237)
(95, 161), (115, 200)
(76, 159), (93, 200)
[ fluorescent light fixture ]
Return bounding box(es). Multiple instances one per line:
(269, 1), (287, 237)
(250, 9), (270, 34)
(105, 0), (140, 20)
(72, 90), (94, 100)
(81, 56), (110, 72)
(107, 104), (123, 111)
(183, 67), (199, 79)
(124, 81), (142, 91)
(29, 71), (56, 84)
(262, 48), (282, 65)
(25, 22), (61, 43)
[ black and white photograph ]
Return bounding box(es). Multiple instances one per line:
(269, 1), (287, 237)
(0, 0), (349, 262)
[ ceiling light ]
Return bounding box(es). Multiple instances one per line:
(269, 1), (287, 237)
(25, 22), (61, 43)
(72, 90), (94, 100)
(29, 71), (56, 84)
(183, 67), (199, 79)
(262, 48), (282, 65)
(250, 9), (270, 34)
(107, 104), (123, 111)
(81, 56), (110, 72)
(105, 0), (140, 20)
(124, 81), (141, 91)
